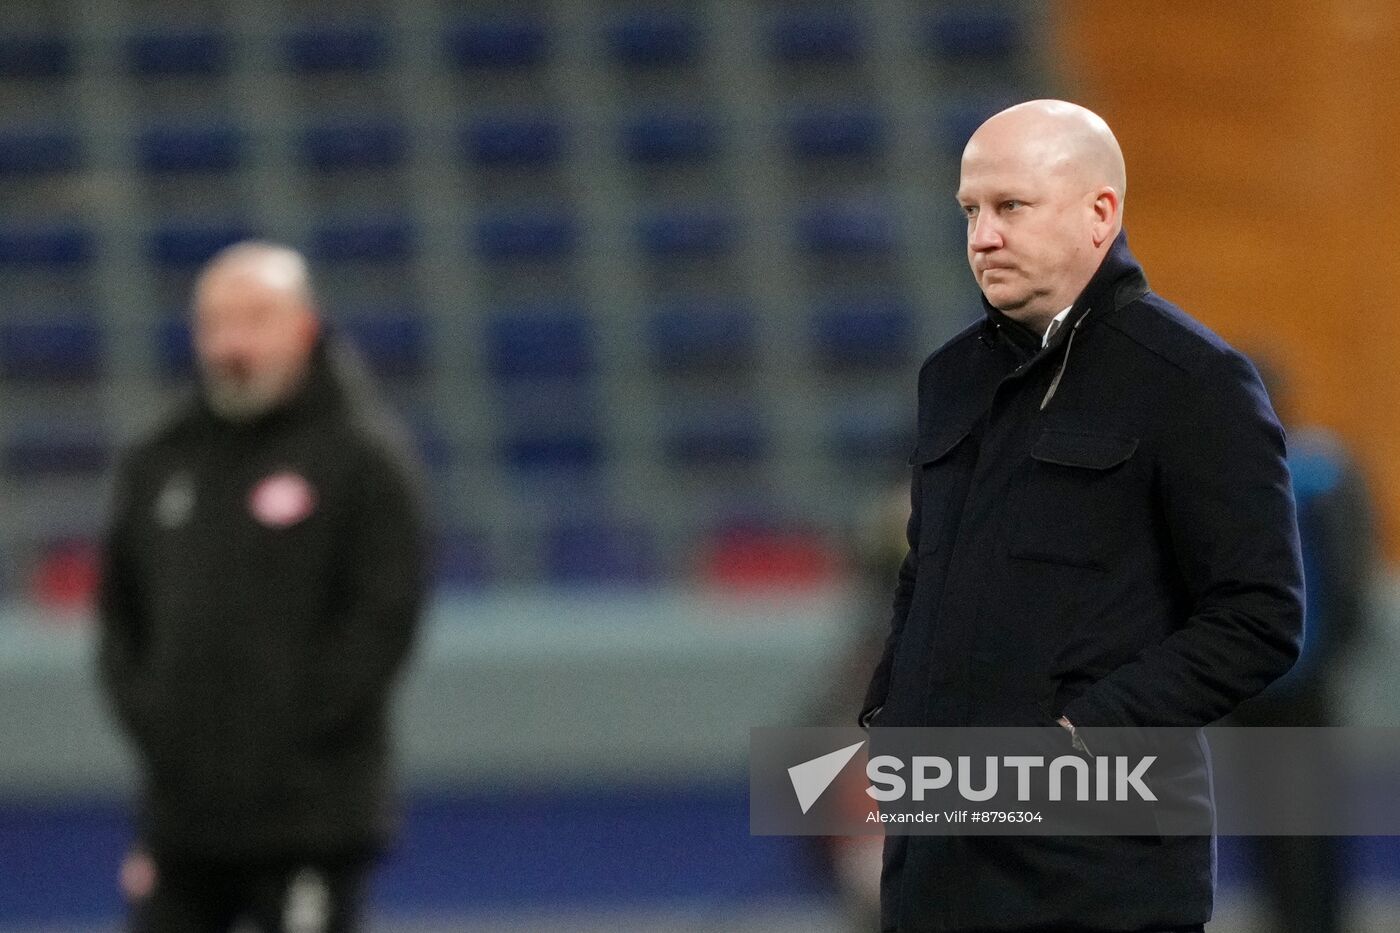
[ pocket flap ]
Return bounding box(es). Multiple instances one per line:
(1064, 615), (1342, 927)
(1031, 430), (1138, 470)
(909, 422), (974, 465)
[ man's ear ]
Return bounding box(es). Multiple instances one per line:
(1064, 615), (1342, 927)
(1089, 187), (1121, 247)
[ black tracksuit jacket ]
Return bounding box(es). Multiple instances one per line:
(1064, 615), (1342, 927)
(97, 336), (426, 861)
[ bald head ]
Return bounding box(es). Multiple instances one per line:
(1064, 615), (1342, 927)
(957, 100), (1127, 332)
(192, 241), (321, 421)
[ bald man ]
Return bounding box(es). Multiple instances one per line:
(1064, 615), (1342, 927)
(97, 242), (426, 932)
(859, 101), (1303, 931)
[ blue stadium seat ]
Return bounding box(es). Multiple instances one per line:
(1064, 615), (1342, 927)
(938, 98), (1015, 154)
(342, 313), (427, 379)
(485, 307), (594, 382)
(474, 208), (577, 262)
(637, 206), (736, 258)
(155, 318), (194, 380)
(406, 414), (453, 473)
(463, 115), (565, 168)
(0, 128), (82, 175)
(445, 15), (549, 69)
(662, 405), (768, 467)
(136, 122), (244, 173)
(827, 399), (912, 463)
(309, 216), (415, 262)
(502, 429), (601, 475)
(926, 9), (1023, 60)
(0, 225), (93, 266)
(621, 111), (718, 165)
(284, 21), (390, 72)
(785, 106), (885, 160)
(434, 529), (492, 590)
(128, 27), (230, 76)
(647, 299), (755, 372)
(796, 200), (896, 256)
(0, 320), (103, 382)
(300, 119), (407, 170)
(147, 221), (254, 267)
(544, 520), (659, 586)
(5, 428), (109, 478)
(766, 9), (864, 64)
(812, 297), (914, 369)
(603, 11), (699, 67)
(0, 36), (73, 78)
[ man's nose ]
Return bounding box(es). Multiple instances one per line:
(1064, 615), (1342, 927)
(968, 212), (1002, 252)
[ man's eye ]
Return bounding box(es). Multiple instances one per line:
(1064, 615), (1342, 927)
(962, 205), (977, 218)
(1002, 200), (1023, 211)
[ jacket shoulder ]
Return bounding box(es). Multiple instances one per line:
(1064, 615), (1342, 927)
(1101, 293), (1252, 379)
(916, 318), (985, 381)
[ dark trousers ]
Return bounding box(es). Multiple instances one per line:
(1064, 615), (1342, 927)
(130, 853), (370, 933)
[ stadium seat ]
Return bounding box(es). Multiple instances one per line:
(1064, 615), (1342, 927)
(620, 111), (718, 165)
(5, 428), (109, 478)
(284, 21), (390, 72)
(636, 206), (736, 258)
(502, 429), (601, 475)
(662, 405), (767, 467)
(0, 225), (93, 266)
(136, 122), (244, 173)
(647, 299), (755, 373)
(0, 320), (103, 382)
(543, 519), (659, 586)
(603, 11), (700, 68)
(463, 115), (565, 168)
(766, 9), (864, 64)
(146, 221), (254, 267)
(444, 15), (549, 69)
(795, 200), (896, 256)
(485, 307), (594, 382)
(154, 318), (194, 380)
(938, 98), (1016, 154)
(0, 35), (73, 78)
(700, 526), (841, 590)
(474, 208), (577, 262)
(785, 106), (885, 160)
(0, 127), (82, 175)
(811, 296), (914, 369)
(434, 529), (492, 590)
(300, 119), (408, 170)
(926, 9), (1023, 61)
(342, 313), (428, 379)
(826, 396), (913, 463)
(127, 27), (230, 76)
(308, 216), (415, 262)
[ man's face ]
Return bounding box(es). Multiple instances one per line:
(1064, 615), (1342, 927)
(957, 141), (1095, 322)
(192, 271), (316, 420)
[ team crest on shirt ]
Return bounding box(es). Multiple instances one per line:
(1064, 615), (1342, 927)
(154, 471), (195, 528)
(248, 471), (317, 529)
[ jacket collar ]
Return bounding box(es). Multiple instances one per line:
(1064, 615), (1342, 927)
(979, 230), (1149, 352)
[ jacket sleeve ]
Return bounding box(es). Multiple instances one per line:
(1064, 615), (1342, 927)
(307, 440), (427, 737)
(1062, 349), (1304, 729)
(858, 464), (921, 726)
(95, 456), (158, 748)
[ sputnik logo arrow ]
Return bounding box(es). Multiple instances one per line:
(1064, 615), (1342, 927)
(788, 741), (866, 814)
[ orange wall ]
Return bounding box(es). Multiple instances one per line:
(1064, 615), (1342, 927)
(1055, 2), (1400, 561)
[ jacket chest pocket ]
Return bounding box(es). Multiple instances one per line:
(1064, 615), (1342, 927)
(1010, 429), (1140, 571)
(910, 422), (975, 556)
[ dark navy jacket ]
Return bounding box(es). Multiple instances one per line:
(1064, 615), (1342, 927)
(862, 234), (1304, 931)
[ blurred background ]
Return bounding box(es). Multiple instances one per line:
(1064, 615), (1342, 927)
(0, 0), (1397, 930)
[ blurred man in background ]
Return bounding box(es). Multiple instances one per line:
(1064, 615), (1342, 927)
(96, 242), (426, 933)
(1231, 354), (1379, 933)
(860, 101), (1303, 931)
